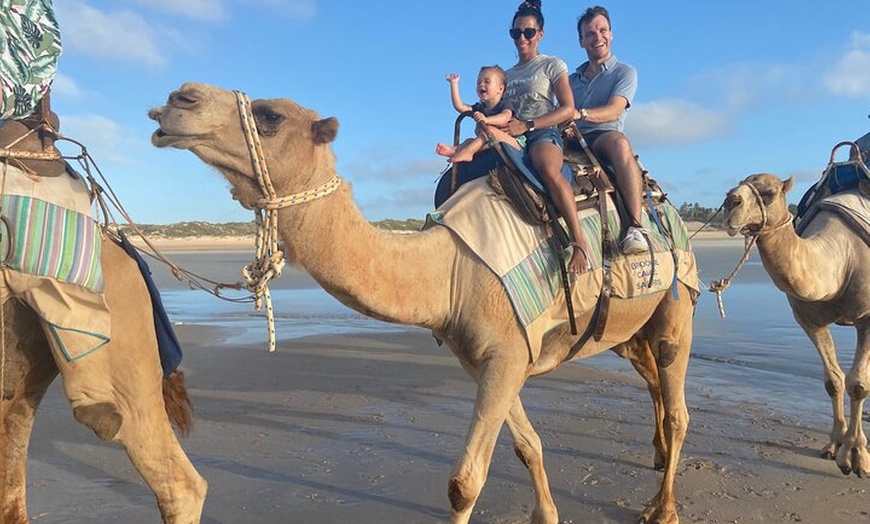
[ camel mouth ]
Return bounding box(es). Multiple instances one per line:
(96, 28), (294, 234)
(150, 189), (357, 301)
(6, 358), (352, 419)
(726, 224), (758, 237)
(151, 128), (197, 149)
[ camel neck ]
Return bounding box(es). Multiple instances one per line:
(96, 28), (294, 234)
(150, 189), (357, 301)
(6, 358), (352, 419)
(755, 225), (846, 301)
(281, 183), (450, 329)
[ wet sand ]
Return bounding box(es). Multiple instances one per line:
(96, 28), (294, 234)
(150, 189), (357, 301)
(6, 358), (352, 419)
(25, 235), (870, 523)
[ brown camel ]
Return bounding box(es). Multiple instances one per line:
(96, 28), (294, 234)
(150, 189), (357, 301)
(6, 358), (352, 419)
(149, 82), (697, 524)
(723, 173), (870, 477)
(0, 121), (207, 522)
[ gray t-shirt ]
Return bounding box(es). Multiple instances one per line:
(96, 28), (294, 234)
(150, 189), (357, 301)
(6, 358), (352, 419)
(504, 54), (569, 121)
(569, 55), (637, 133)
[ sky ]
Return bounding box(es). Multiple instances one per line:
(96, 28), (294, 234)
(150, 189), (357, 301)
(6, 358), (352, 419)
(42, 0), (870, 224)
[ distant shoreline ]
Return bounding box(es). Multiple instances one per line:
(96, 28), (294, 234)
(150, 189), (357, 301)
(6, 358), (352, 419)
(130, 223), (736, 253)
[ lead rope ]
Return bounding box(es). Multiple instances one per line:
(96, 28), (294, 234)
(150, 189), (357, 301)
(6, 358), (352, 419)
(708, 182), (791, 317)
(235, 92), (282, 352)
(0, 161), (9, 403)
(233, 91), (341, 352)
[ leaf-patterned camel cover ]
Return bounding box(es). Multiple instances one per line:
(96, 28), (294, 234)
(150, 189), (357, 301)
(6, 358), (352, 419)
(0, 0), (61, 120)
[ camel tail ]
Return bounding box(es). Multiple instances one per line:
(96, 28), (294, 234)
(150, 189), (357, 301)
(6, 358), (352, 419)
(162, 370), (193, 437)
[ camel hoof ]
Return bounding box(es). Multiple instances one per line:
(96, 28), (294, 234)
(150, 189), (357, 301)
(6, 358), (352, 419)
(820, 446), (836, 460)
(839, 463), (852, 476)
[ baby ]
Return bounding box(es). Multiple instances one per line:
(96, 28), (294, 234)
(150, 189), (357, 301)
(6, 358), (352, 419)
(435, 66), (513, 163)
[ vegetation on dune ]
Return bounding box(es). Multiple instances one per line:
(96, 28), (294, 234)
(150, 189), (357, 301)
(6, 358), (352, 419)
(122, 204), (753, 238)
(120, 218), (427, 238)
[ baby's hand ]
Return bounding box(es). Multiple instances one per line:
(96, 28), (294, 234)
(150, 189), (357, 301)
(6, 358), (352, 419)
(446, 73), (460, 83)
(472, 112), (487, 124)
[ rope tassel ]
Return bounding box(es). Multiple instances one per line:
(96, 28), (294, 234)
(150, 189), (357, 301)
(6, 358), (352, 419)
(233, 91), (341, 352)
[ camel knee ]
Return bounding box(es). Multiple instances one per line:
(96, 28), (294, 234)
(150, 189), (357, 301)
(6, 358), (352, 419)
(666, 411), (689, 440)
(448, 467), (482, 514)
(656, 339), (680, 368)
(847, 382), (868, 401)
(73, 402), (123, 441)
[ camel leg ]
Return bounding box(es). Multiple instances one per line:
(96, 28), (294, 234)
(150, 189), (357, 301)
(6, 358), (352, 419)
(614, 338), (667, 471)
(836, 322), (870, 477)
(639, 285), (693, 524)
(47, 241), (206, 523)
(0, 301), (58, 523)
(792, 314), (847, 459)
(504, 395), (558, 524)
(448, 345), (529, 524)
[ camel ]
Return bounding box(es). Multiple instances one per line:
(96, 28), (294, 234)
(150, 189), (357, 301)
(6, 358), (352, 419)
(723, 173), (870, 477)
(148, 82), (697, 524)
(0, 120), (207, 522)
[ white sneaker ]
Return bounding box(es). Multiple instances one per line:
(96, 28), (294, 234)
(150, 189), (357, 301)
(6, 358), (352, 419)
(621, 226), (648, 255)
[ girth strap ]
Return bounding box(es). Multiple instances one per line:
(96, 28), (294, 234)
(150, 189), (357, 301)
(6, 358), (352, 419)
(565, 171), (614, 361)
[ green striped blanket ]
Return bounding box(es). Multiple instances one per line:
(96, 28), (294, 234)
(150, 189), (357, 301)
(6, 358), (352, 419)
(0, 163), (109, 361)
(0, 194), (103, 291)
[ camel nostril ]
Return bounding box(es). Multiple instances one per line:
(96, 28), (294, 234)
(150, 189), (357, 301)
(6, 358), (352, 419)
(724, 194), (741, 211)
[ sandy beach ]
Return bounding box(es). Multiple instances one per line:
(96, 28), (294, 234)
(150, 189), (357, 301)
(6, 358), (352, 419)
(24, 234), (870, 524)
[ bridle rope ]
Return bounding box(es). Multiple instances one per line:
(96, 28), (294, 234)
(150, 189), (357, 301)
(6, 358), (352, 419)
(233, 90), (341, 352)
(709, 181), (791, 318)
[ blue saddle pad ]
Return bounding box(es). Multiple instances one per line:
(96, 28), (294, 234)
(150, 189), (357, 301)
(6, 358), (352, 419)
(117, 233), (183, 376)
(434, 144), (573, 207)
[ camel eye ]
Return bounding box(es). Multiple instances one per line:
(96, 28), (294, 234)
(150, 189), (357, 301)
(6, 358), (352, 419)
(758, 188), (777, 204)
(255, 110), (284, 135)
(261, 112), (282, 124)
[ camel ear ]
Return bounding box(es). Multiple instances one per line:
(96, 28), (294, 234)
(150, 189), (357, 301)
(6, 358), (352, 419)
(312, 117), (338, 145)
(782, 176), (795, 194)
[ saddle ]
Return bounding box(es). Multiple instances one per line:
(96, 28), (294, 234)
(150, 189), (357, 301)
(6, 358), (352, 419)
(795, 140), (870, 229)
(493, 129), (675, 355)
(0, 90), (66, 177)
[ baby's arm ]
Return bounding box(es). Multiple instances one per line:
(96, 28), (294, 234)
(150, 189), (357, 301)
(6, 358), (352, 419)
(446, 73), (472, 113)
(480, 108), (513, 127)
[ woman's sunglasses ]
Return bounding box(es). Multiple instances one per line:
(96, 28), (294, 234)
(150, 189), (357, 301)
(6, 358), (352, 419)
(509, 27), (538, 40)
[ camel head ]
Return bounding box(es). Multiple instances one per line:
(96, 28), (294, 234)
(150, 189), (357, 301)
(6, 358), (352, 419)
(723, 173), (794, 237)
(149, 82), (339, 208)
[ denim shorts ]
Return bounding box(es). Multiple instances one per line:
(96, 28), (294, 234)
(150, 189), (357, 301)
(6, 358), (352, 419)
(524, 126), (564, 151)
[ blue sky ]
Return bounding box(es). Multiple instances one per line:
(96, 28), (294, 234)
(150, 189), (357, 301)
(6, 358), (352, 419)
(48, 0), (870, 224)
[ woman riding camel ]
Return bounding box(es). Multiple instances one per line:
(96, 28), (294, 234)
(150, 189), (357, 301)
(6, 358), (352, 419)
(492, 0), (590, 274)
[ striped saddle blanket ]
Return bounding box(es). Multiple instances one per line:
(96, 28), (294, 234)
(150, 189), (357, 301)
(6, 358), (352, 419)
(426, 177), (700, 361)
(0, 162), (110, 360)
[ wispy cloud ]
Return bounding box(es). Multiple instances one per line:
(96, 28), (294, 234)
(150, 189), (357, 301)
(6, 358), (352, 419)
(359, 185), (435, 220)
(344, 152), (445, 183)
(59, 114), (149, 167)
(51, 73), (82, 98)
(55, 2), (166, 66)
(823, 31), (870, 98)
(129, 0), (229, 22)
(627, 99), (732, 147)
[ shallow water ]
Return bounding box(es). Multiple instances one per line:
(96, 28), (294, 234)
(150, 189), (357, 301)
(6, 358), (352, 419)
(152, 242), (856, 428)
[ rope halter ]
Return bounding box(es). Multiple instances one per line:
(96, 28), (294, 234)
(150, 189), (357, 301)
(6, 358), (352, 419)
(233, 90), (341, 352)
(709, 180), (792, 318)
